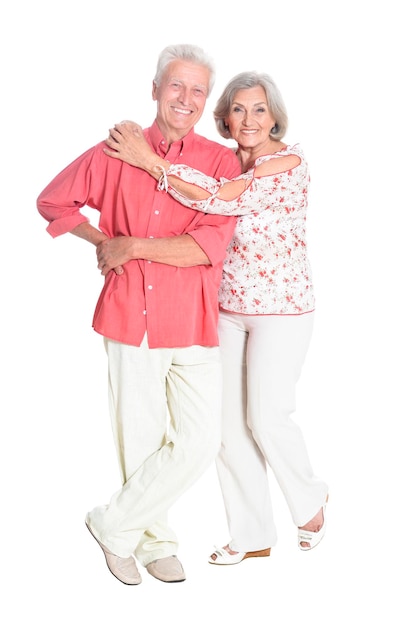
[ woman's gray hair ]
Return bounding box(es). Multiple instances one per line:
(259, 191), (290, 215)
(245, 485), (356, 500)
(153, 44), (216, 96)
(214, 71), (288, 141)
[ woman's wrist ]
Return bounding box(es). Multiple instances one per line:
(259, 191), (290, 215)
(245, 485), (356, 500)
(148, 157), (169, 181)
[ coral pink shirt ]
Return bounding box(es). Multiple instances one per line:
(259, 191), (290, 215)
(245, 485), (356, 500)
(37, 122), (240, 347)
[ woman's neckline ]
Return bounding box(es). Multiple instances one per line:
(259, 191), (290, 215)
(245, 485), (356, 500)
(237, 142), (289, 171)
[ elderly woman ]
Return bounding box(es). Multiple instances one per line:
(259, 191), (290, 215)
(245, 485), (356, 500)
(102, 71), (329, 564)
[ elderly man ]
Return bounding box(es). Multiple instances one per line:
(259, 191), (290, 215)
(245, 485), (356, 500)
(37, 43), (240, 585)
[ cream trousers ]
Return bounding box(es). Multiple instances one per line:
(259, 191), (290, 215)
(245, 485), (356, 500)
(217, 310), (328, 553)
(86, 336), (223, 566)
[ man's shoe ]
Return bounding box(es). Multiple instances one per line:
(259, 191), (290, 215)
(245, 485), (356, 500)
(146, 556), (186, 583)
(86, 522), (142, 585)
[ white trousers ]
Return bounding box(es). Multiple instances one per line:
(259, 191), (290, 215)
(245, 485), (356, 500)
(217, 310), (328, 553)
(86, 336), (223, 566)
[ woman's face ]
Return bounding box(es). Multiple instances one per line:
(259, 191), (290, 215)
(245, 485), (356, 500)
(225, 85), (276, 149)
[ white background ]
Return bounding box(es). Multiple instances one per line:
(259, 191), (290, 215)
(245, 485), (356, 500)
(1, 1), (416, 624)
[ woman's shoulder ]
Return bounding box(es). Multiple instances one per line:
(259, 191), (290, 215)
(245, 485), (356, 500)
(283, 143), (305, 158)
(256, 143), (304, 163)
(251, 144), (308, 178)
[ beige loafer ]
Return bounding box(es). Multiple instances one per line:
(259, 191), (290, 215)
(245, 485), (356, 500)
(146, 556), (186, 583)
(86, 522), (142, 585)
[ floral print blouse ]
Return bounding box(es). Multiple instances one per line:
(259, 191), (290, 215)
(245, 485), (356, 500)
(164, 144), (315, 315)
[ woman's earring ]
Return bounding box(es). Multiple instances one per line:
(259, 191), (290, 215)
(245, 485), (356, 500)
(271, 123), (279, 134)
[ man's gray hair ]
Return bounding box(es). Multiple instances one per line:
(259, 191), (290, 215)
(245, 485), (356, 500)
(154, 44), (216, 95)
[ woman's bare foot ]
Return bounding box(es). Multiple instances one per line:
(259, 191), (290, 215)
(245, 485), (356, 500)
(210, 544), (238, 561)
(298, 508), (325, 549)
(298, 495), (329, 550)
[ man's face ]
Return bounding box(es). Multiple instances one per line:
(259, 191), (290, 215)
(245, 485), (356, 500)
(153, 60), (210, 143)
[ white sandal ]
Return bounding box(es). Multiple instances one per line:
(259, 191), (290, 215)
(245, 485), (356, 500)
(298, 498), (328, 551)
(208, 545), (271, 565)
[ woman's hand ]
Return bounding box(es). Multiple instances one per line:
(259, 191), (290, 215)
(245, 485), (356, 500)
(103, 121), (154, 170)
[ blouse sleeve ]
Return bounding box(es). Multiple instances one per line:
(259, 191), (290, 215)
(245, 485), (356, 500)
(163, 153), (303, 216)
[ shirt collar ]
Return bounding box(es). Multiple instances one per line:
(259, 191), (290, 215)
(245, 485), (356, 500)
(148, 120), (195, 159)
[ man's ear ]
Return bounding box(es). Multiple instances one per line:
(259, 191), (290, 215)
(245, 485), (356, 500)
(152, 81), (158, 101)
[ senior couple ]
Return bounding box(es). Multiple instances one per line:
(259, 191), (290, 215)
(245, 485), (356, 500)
(37, 43), (328, 586)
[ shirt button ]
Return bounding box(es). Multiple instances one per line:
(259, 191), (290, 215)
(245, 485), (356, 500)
(154, 210), (160, 215)
(143, 310), (147, 315)
(148, 285), (153, 290)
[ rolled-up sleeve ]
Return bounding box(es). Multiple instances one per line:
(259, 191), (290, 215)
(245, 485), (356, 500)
(37, 147), (96, 238)
(188, 214), (237, 267)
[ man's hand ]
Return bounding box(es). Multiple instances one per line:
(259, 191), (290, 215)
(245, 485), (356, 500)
(96, 236), (135, 276)
(70, 222), (124, 276)
(103, 121), (154, 169)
